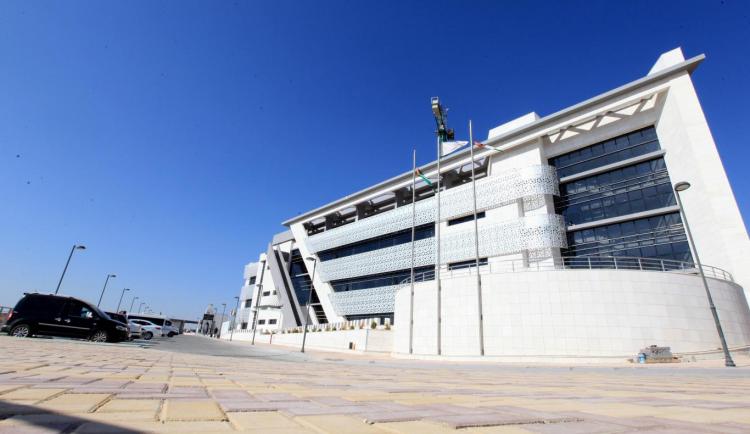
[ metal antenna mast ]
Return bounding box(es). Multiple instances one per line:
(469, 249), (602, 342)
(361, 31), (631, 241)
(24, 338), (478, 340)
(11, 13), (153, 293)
(430, 97), (453, 355)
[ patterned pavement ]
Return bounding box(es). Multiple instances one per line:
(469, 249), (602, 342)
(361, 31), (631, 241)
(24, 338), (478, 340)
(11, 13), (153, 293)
(0, 335), (749, 433)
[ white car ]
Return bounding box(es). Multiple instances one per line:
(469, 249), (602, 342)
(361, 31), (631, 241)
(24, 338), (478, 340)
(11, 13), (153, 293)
(128, 319), (162, 340)
(127, 322), (142, 339)
(162, 320), (180, 337)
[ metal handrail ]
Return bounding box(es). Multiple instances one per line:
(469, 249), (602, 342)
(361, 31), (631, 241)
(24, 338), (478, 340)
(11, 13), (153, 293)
(398, 256), (734, 284)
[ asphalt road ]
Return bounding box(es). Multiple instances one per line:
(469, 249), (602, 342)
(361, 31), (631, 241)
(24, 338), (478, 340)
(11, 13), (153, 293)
(148, 334), (314, 362)
(145, 335), (750, 379)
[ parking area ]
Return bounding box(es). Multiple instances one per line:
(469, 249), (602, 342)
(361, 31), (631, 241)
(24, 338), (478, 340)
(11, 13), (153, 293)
(5, 333), (172, 350)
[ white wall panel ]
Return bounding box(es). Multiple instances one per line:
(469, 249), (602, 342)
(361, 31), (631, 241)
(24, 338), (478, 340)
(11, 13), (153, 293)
(328, 284), (400, 316)
(305, 165), (559, 253)
(394, 269), (750, 358)
(317, 214), (566, 282)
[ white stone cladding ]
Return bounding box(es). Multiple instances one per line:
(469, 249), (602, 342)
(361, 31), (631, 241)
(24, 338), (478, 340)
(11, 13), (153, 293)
(394, 269), (750, 357)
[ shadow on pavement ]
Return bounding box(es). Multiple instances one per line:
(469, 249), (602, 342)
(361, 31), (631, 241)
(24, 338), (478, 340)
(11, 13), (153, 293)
(0, 400), (141, 433)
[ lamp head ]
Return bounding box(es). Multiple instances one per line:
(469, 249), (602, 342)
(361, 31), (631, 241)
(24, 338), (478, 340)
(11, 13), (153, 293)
(75, 245), (86, 250)
(674, 181), (691, 192)
(124, 288), (130, 292)
(305, 256), (316, 262)
(109, 274), (117, 278)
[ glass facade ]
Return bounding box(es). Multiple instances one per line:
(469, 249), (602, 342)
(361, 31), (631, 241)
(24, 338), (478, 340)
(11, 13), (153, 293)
(318, 224), (434, 261)
(553, 126), (692, 263)
(556, 158), (675, 225)
(550, 127), (660, 178)
(447, 211), (486, 226)
(564, 212), (691, 261)
(330, 266), (434, 293)
(448, 258), (488, 270)
(289, 249), (326, 323)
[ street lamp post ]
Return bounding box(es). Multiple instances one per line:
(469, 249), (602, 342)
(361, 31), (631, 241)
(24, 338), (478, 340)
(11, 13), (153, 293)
(219, 303), (227, 338)
(250, 259), (267, 345)
(674, 181), (735, 367)
(97, 274), (117, 307)
(116, 288), (130, 312)
(129, 296), (139, 313)
(301, 256), (317, 353)
(138, 302), (146, 313)
(230, 296), (240, 342)
(251, 283), (262, 345)
(55, 244), (86, 295)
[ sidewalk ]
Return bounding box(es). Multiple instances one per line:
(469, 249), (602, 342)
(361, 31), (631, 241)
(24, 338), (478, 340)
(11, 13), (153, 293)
(0, 336), (748, 433)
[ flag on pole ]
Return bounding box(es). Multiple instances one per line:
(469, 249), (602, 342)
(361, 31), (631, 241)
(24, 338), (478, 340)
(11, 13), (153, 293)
(441, 140), (468, 157)
(474, 140), (503, 153)
(415, 168), (434, 188)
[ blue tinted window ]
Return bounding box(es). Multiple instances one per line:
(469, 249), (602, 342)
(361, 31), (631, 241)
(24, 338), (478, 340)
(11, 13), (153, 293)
(563, 212), (692, 263)
(556, 158), (674, 225)
(289, 249), (319, 307)
(550, 127), (660, 178)
(330, 266), (434, 293)
(319, 224), (434, 261)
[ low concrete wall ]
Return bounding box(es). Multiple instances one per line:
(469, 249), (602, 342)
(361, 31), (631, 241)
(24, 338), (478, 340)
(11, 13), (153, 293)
(394, 269), (750, 359)
(225, 328), (393, 353)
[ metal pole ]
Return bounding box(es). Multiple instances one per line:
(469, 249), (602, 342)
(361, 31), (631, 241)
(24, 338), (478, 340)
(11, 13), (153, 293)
(435, 135), (442, 356)
(674, 188), (735, 367)
(129, 296), (138, 313)
(230, 296), (240, 341)
(251, 259), (267, 345)
(55, 245), (79, 295)
(138, 302), (145, 313)
(469, 121), (485, 356)
(219, 303), (227, 338)
(97, 274), (115, 307)
(116, 288), (129, 312)
(409, 149), (417, 355)
(301, 258), (317, 353)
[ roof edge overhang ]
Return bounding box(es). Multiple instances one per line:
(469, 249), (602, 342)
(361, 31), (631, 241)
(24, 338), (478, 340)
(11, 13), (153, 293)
(282, 53), (704, 227)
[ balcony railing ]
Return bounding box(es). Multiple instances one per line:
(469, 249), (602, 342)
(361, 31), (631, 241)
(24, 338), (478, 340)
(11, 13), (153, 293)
(400, 256), (734, 283)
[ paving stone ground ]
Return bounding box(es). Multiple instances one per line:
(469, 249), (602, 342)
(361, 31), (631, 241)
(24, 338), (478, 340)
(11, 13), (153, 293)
(0, 336), (748, 433)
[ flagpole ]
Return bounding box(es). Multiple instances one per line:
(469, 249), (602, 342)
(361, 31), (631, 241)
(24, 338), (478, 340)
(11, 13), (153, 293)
(409, 149), (417, 355)
(435, 135), (442, 356)
(470, 120), (485, 356)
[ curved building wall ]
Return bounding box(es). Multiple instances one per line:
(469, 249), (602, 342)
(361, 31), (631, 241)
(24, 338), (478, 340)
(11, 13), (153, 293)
(394, 269), (750, 358)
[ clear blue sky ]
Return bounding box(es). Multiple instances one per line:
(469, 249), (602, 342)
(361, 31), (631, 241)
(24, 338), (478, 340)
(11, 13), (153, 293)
(2, 1), (748, 319)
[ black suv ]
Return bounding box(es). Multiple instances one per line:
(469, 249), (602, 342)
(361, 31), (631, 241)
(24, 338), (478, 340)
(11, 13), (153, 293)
(3, 293), (129, 342)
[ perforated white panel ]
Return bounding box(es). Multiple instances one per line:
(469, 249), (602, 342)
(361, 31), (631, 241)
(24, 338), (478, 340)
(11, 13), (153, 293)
(328, 285), (399, 316)
(305, 165), (559, 253)
(316, 214), (567, 282)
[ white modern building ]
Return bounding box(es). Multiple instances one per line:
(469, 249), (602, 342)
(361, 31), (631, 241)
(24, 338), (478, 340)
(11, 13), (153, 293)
(232, 48), (750, 360)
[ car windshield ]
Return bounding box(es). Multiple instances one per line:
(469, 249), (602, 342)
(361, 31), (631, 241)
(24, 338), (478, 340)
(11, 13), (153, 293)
(132, 320), (154, 326)
(90, 305), (110, 320)
(106, 313), (127, 323)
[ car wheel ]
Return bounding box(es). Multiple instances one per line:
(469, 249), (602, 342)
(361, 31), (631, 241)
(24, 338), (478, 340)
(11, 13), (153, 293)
(10, 323), (32, 338)
(143, 331), (153, 340)
(90, 330), (108, 343)
(168, 332), (176, 337)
